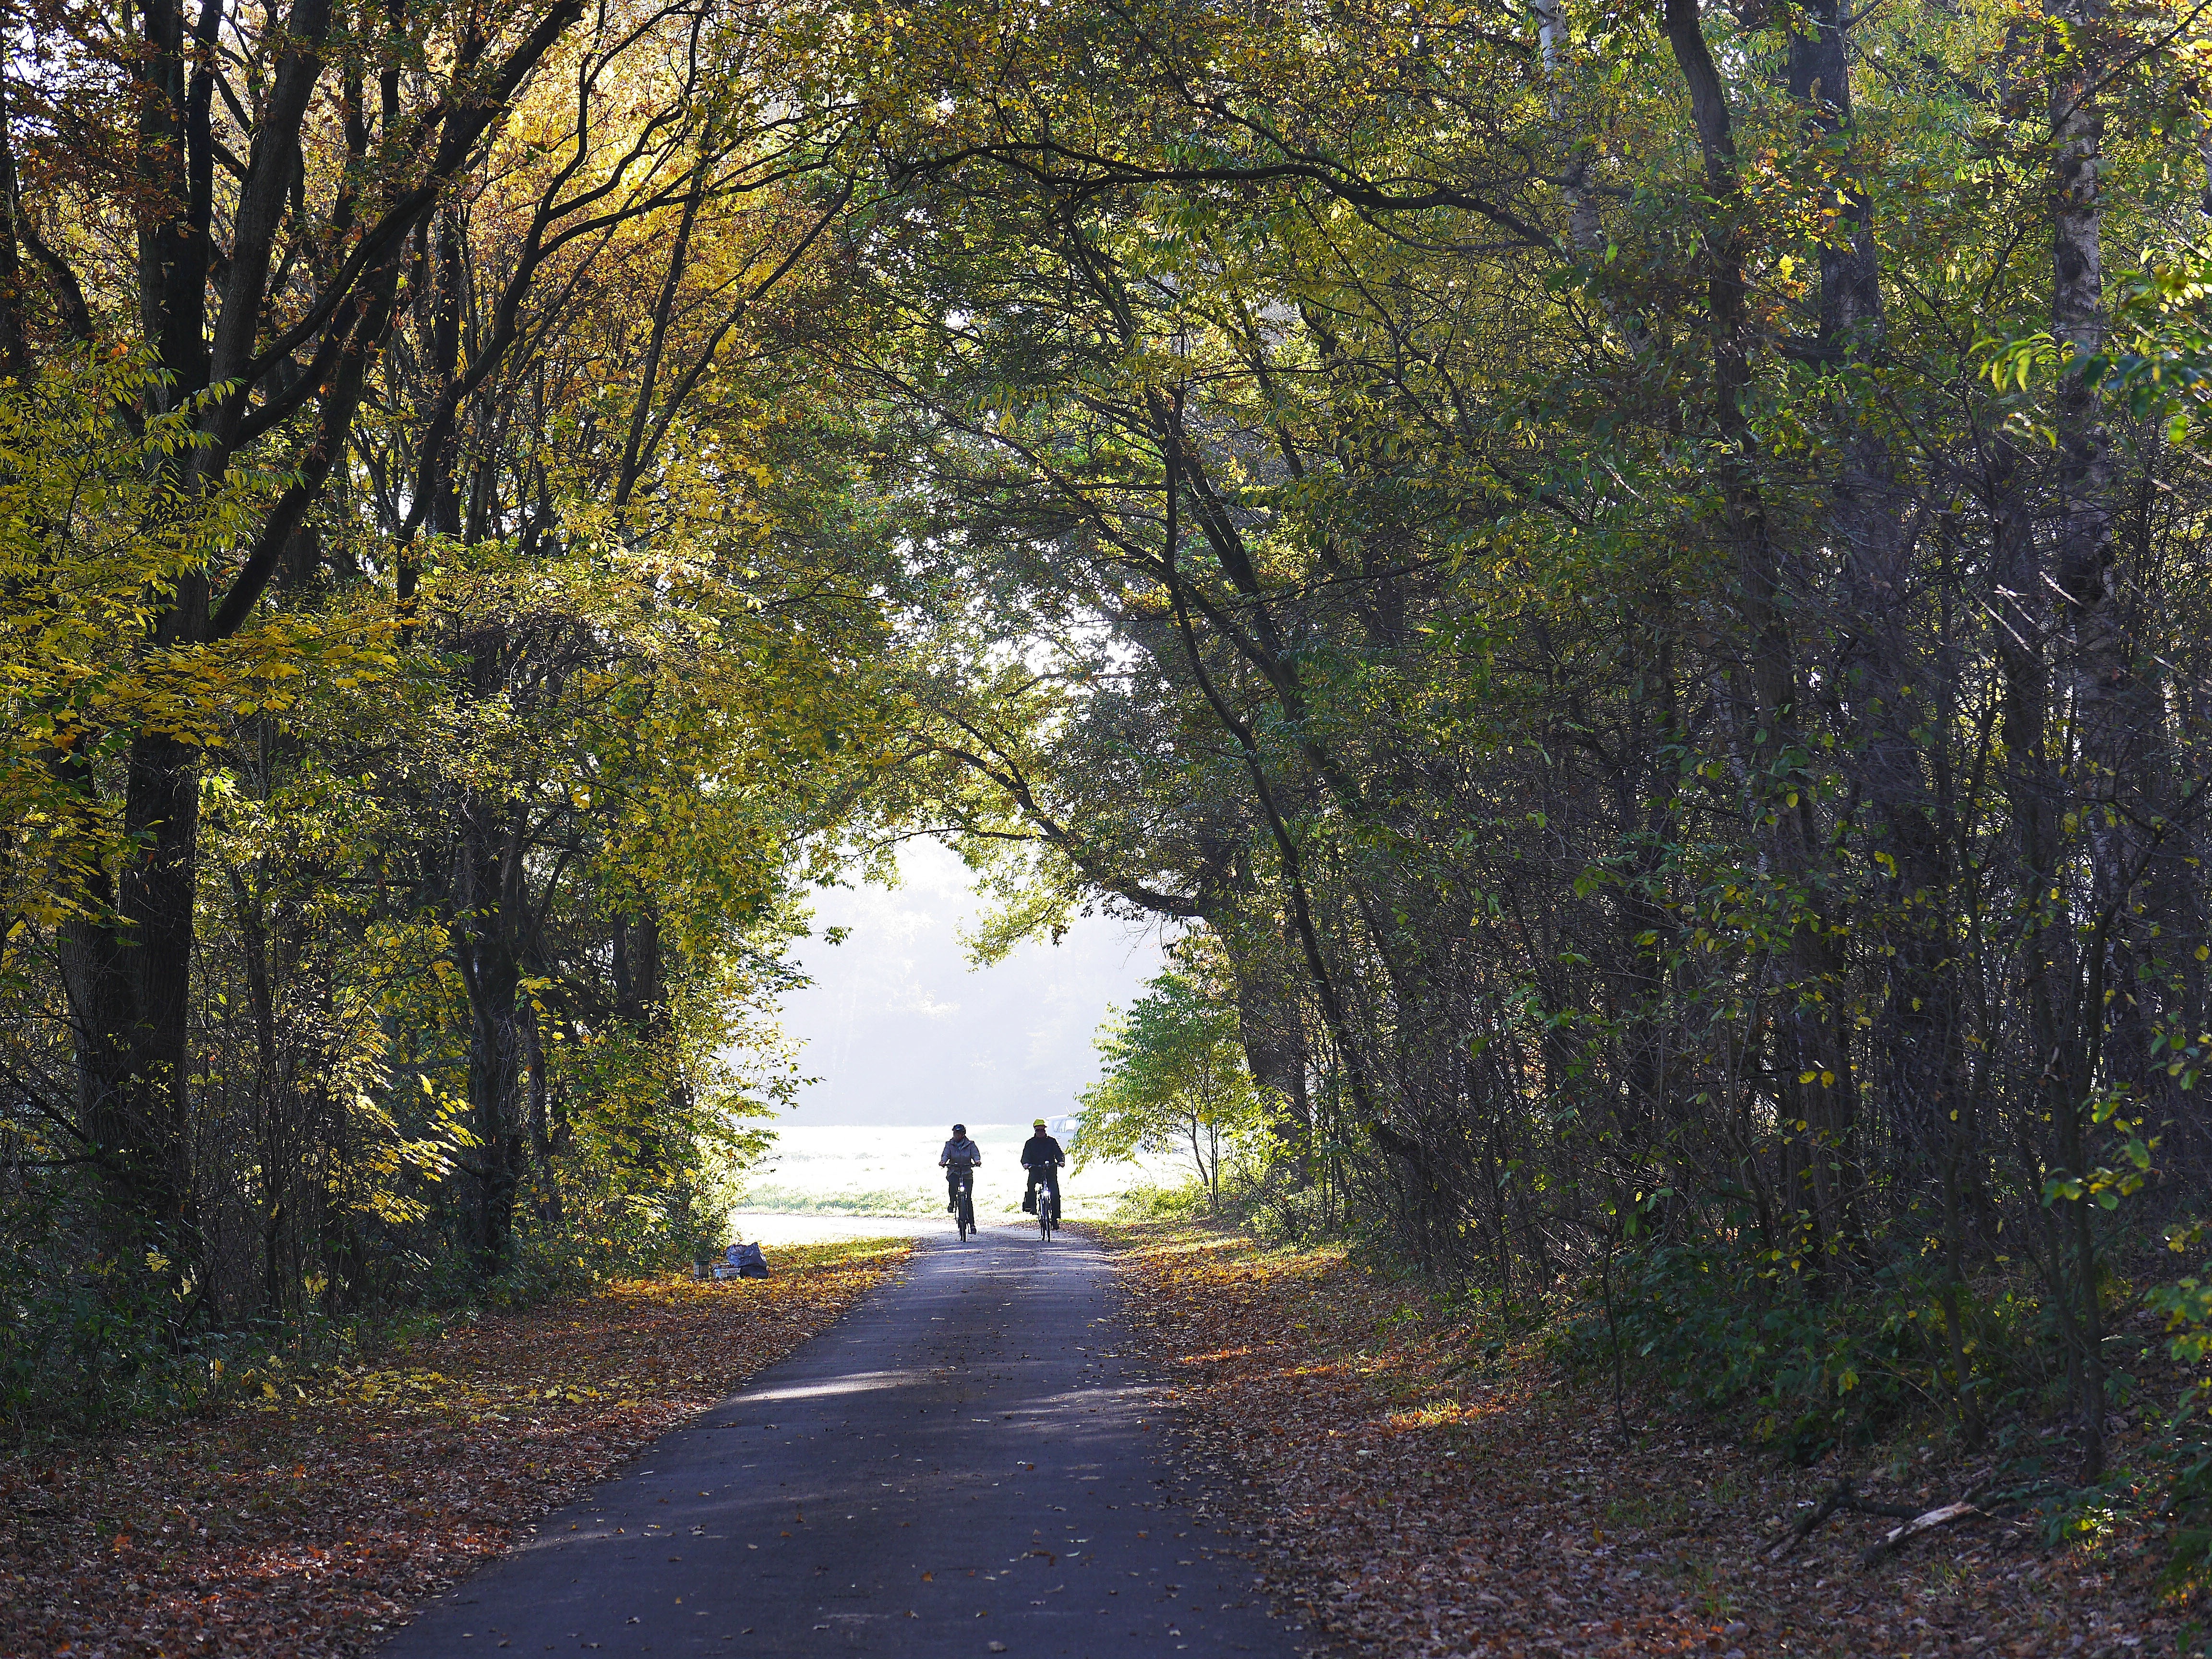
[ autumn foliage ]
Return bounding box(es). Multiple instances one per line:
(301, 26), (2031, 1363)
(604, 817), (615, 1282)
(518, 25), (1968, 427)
(1112, 1224), (2174, 1658)
(0, 1240), (907, 1658)
(9, 0), (2212, 1624)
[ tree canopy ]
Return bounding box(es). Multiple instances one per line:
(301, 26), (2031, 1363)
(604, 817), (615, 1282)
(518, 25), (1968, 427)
(3, 0), (2210, 1488)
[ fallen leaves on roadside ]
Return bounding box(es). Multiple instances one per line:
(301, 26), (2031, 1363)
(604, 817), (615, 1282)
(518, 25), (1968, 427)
(0, 1238), (909, 1659)
(1105, 1224), (2169, 1659)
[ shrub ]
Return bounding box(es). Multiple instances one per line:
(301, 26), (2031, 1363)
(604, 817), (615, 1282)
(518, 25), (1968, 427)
(1568, 1239), (1965, 1461)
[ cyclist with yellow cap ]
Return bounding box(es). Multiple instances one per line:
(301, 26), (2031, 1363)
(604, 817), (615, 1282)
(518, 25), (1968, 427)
(1021, 1118), (1066, 1225)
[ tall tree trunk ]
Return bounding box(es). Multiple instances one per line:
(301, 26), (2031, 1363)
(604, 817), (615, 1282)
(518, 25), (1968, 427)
(63, 732), (204, 1261)
(2044, 0), (2117, 1481)
(1662, 0), (1860, 1278)
(1534, 0), (1606, 258)
(453, 786), (529, 1277)
(1231, 931), (1310, 1179)
(1788, 0), (1971, 1237)
(0, 69), (33, 380)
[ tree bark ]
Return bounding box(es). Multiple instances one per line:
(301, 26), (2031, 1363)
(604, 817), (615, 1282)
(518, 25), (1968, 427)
(453, 789), (529, 1275)
(1662, 0), (1861, 1275)
(2044, 0), (2117, 1481)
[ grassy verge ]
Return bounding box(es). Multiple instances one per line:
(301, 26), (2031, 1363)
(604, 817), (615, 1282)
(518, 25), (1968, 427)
(1097, 1220), (2168, 1659)
(0, 1237), (911, 1659)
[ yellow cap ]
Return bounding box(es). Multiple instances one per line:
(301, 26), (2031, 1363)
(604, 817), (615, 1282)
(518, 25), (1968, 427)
(1033, 1118), (1047, 1127)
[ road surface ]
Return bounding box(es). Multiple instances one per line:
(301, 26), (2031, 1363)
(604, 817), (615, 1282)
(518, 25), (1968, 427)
(381, 1223), (1306, 1658)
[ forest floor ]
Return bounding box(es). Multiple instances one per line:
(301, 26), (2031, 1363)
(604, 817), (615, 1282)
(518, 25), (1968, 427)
(1101, 1221), (2184, 1659)
(0, 1237), (911, 1659)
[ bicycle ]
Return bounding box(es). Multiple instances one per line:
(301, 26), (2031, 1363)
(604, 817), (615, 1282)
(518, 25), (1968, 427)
(949, 1166), (977, 1241)
(1031, 1175), (1058, 1241)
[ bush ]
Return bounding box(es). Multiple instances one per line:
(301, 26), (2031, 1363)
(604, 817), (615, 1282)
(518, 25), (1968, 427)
(1567, 1239), (1967, 1461)
(0, 1230), (427, 1441)
(1247, 1179), (1340, 1247)
(1111, 1179), (1210, 1221)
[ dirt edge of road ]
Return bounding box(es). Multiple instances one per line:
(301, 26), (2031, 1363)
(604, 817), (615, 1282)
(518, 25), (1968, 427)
(1094, 1221), (2172, 1659)
(0, 1237), (912, 1659)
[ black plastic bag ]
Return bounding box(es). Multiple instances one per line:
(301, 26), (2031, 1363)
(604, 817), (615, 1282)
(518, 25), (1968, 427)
(728, 1241), (769, 1278)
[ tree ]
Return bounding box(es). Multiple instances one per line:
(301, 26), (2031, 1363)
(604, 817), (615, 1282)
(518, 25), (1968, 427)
(1074, 959), (1262, 1214)
(812, 0), (2212, 1465)
(0, 0), (910, 1378)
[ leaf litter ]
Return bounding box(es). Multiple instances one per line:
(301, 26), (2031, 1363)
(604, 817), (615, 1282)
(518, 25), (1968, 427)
(0, 1238), (910, 1658)
(1104, 1224), (2173, 1659)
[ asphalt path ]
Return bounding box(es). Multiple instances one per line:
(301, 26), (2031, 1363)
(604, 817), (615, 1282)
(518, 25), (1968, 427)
(381, 1222), (1306, 1659)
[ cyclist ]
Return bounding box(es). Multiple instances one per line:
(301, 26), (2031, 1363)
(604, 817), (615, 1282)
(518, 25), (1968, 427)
(1021, 1118), (1066, 1223)
(940, 1123), (983, 1215)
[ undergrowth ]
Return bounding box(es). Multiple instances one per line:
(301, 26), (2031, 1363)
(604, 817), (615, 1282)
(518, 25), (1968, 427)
(1127, 1177), (2212, 1601)
(0, 1187), (740, 1443)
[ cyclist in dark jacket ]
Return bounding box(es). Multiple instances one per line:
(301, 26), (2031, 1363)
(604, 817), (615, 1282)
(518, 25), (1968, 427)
(1021, 1119), (1065, 1221)
(940, 1125), (982, 1214)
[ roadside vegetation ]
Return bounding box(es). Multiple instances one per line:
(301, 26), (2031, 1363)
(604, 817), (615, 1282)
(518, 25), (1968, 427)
(6, 0), (2212, 1647)
(1106, 1220), (2172, 1657)
(0, 1239), (908, 1659)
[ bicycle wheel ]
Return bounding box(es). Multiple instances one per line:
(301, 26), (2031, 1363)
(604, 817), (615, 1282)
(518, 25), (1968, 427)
(1038, 1205), (1051, 1241)
(958, 1186), (975, 1240)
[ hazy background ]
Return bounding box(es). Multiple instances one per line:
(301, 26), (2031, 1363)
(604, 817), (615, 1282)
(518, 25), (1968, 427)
(730, 841), (1178, 1232)
(769, 839), (1166, 1127)
(737, 1120), (1146, 1221)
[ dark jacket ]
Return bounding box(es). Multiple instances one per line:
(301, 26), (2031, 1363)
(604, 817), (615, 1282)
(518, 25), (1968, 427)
(1021, 1132), (1066, 1169)
(940, 1136), (983, 1167)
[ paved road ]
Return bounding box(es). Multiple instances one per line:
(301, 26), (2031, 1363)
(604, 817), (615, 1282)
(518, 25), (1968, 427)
(382, 1224), (1306, 1659)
